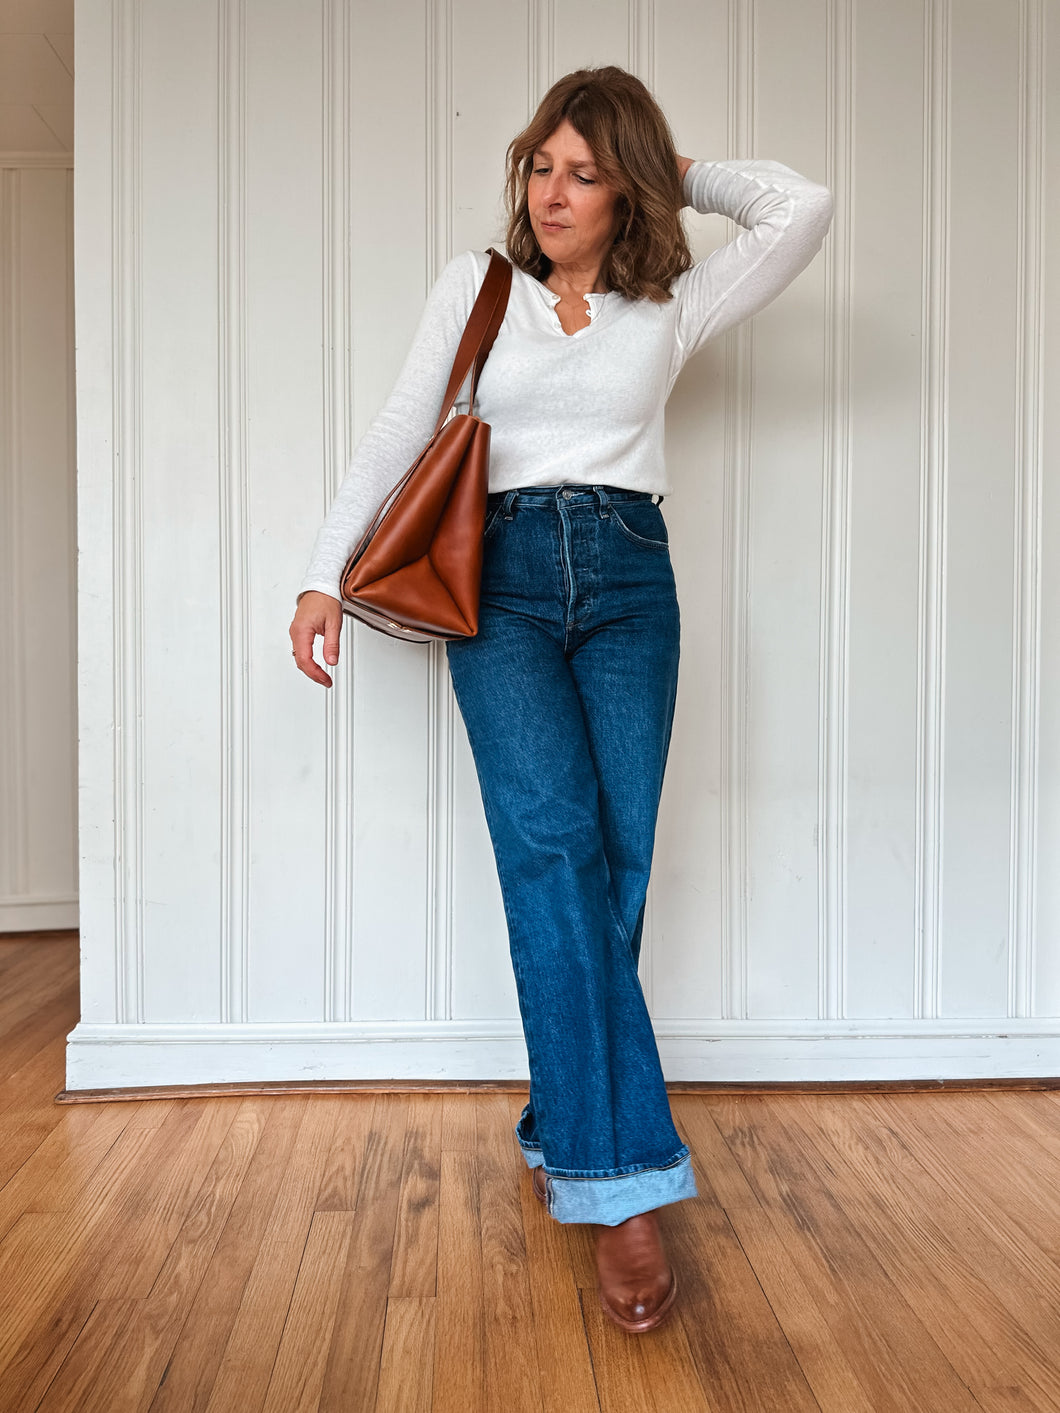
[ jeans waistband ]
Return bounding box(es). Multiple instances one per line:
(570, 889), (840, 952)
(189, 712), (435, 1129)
(486, 484), (664, 511)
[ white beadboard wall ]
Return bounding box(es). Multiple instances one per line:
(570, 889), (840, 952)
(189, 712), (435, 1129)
(0, 156), (78, 934)
(68, 0), (1060, 1091)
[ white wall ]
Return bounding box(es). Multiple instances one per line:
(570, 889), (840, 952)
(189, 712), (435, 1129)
(69, 0), (1060, 1091)
(0, 157), (77, 933)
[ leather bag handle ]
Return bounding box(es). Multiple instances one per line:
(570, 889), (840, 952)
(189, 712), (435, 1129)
(432, 248), (513, 438)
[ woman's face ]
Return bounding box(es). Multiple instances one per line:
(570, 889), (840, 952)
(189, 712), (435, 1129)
(527, 119), (622, 278)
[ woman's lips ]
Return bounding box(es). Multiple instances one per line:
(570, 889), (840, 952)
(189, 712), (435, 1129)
(541, 221), (567, 230)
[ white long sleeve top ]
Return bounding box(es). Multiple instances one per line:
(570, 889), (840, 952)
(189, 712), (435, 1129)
(297, 158), (834, 601)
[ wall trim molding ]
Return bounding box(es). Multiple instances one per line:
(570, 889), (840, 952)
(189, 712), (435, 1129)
(64, 1016), (1060, 1091)
(0, 897), (79, 931)
(0, 152), (73, 168)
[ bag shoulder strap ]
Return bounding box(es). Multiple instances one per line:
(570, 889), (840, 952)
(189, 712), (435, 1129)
(432, 248), (513, 437)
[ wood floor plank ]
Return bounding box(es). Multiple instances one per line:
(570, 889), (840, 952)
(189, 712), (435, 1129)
(147, 1098), (308, 1413)
(432, 1147), (486, 1413)
(0, 938), (77, 1019)
(0, 1109), (176, 1376)
(981, 1090), (1060, 1168)
(0, 937), (40, 977)
(440, 1092), (476, 1151)
(630, 1291), (721, 1413)
(0, 984), (80, 1081)
(33, 1299), (143, 1413)
(505, 1093), (600, 1413)
(672, 1096), (875, 1413)
(579, 1288), (661, 1413)
(97, 1099), (247, 1300)
(0, 1033), (71, 1122)
(654, 1137), (819, 1413)
(388, 1093), (443, 1299)
(0, 1113), (65, 1194)
(519, 1201), (601, 1413)
(315, 1092), (374, 1212)
(0, 1103), (206, 1408)
(25, 1103), (150, 1214)
(202, 1097), (346, 1413)
(707, 1093), (981, 1412)
(318, 1095), (411, 1412)
(0, 1101), (137, 1238)
(0, 952), (78, 1047)
(887, 1092), (1060, 1268)
(47, 1100), (275, 1413)
(374, 1297), (436, 1413)
(0, 1292), (97, 1413)
(867, 1093), (1060, 1287)
(476, 1092), (545, 1413)
(261, 1210), (357, 1413)
(770, 1092), (1060, 1412)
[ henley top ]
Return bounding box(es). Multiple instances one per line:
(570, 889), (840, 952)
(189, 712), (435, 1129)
(297, 157), (834, 602)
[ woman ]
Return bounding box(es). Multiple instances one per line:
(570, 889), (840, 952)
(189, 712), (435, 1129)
(290, 65), (833, 1334)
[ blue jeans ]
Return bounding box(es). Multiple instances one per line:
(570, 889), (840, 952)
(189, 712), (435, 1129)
(445, 484), (698, 1226)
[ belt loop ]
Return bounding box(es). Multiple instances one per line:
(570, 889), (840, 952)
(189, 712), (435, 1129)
(654, 493), (664, 505)
(502, 489), (518, 519)
(594, 485), (611, 518)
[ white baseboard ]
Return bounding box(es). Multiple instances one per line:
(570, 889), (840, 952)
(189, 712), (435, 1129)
(0, 896), (78, 933)
(63, 1017), (1060, 1092)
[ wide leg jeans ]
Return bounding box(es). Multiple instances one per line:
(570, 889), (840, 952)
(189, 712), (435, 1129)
(445, 484), (698, 1226)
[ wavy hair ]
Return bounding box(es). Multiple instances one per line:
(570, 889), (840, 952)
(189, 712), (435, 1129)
(504, 66), (693, 303)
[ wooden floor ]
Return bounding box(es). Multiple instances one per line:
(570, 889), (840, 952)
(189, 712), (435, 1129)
(2, 934), (1060, 1411)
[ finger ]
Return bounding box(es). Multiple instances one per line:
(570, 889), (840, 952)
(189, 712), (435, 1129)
(298, 656), (334, 688)
(290, 625), (334, 688)
(323, 606), (342, 666)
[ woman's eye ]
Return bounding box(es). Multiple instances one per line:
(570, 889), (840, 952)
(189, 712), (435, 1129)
(532, 167), (595, 185)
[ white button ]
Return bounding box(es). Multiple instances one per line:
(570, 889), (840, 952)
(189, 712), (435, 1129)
(562, 489), (573, 498)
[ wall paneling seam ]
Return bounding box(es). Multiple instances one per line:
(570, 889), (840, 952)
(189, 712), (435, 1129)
(915, 0), (950, 1020)
(628, 0), (655, 80)
(1008, 0), (1045, 1018)
(65, 166), (78, 892)
(721, 0), (755, 1020)
(529, 0), (556, 109)
(818, 0), (854, 1019)
(218, 0), (250, 1025)
(113, 0), (145, 1024)
(426, 0), (456, 1020)
(321, 0), (356, 1023)
(630, 0), (658, 1005)
(0, 169), (28, 898)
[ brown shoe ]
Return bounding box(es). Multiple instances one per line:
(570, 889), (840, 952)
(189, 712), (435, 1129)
(595, 1210), (677, 1334)
(532, 1166), (548, 1205)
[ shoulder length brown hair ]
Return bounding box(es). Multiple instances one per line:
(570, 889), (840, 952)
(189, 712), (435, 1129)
(504, 66), (693, 303)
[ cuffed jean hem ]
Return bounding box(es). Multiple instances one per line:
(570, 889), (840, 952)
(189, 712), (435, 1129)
(519, 1143), (699, 1225)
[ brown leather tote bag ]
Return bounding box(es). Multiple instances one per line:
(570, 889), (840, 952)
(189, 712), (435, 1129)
(338, 248), (513, 642)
